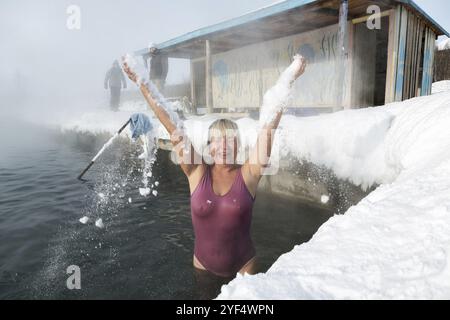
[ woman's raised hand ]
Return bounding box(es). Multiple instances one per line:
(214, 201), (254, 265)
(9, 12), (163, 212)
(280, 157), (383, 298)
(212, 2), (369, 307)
(293, 54), (307, 81)
(121, 56), (139, 84)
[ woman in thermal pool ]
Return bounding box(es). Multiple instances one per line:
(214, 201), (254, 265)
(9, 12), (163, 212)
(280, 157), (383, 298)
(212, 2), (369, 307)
(122, 55), (306, 278)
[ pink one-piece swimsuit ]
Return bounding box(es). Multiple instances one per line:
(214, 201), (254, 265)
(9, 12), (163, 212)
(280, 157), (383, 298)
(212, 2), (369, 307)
(190, 165), (256, 277)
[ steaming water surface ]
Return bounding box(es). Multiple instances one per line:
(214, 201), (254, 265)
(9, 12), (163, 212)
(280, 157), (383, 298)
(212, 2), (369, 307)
(0, 118), (333, 299)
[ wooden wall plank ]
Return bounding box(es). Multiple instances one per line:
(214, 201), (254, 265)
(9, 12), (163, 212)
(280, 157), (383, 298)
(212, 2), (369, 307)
(410, 12), (419, 97)
(409, 14), (419, 98)
(426, 28), (433, 94)
(402, 11), (413, 98)
(421, 28), (432, 95)
(427, 30), (437, 95)
(395, 6), (408, 101)
(414, 22), (424, 96)
(190, 60), (197, 113)
(385, 8), (398, 103)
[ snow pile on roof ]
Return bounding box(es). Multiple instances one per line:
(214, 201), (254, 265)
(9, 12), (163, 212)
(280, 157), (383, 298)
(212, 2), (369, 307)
(217, 90), (450, 299)
(437, 38), (450, 51)
(432, 81), (450, 94)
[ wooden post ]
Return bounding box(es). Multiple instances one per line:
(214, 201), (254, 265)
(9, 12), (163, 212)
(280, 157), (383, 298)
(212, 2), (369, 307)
(344, 21), (354, 109)
(205, 39), (213, 114)
(335, 0), (348, 111)
(190, 59), (197, 114)
(414, 22), (425, 96)
(402, 11), (413, 99)
(385, 9), (398, 103)
(429, 33), (436, 95)
(409, 14), (419, 98)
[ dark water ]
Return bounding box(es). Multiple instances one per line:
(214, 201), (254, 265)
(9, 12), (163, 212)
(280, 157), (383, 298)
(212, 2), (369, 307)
(0, 119), (333, 300)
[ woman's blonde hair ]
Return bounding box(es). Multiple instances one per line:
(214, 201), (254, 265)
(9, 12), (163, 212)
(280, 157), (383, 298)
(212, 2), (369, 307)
(207, 118), (241, 149)
(206, 118), (247, 165)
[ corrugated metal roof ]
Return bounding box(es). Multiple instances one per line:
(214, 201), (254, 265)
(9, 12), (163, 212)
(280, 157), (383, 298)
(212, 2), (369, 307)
(398, 0), (449, 37)
(135, 0), (448, 57)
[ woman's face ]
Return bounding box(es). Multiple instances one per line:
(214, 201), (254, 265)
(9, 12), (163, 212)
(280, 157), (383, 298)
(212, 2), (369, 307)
(209, 131), (238, 165)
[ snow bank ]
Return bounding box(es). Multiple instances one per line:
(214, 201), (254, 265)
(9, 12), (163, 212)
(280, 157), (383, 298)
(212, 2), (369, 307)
(60, 99), (170, 138)
(219, 160), (450, 299)
(62, 85), (450, 191)
(218, 90), (450, 299)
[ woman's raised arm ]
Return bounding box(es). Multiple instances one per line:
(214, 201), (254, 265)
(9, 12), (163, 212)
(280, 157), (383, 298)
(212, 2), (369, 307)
(122, 57), (203, 177)
(243, 55), (307, 182)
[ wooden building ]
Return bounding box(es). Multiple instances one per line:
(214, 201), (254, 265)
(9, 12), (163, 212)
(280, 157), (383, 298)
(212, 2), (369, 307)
(136, 0), (448, 115)
(434, 49), (450, 82)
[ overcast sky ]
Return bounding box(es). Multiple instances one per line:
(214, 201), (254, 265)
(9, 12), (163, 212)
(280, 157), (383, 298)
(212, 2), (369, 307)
(0, 0), (448, 108)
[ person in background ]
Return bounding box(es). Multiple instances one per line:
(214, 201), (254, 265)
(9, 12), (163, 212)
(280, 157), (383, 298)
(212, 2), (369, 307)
(104, 60), (127, 111)
(143, 43), (168, 93)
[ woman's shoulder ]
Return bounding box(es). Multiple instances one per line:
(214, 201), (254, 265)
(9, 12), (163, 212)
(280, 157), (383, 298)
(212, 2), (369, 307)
(188, 164), (208, 195)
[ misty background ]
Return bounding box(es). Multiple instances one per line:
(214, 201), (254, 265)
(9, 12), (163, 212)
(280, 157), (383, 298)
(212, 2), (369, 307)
(0, 0), (448, 118)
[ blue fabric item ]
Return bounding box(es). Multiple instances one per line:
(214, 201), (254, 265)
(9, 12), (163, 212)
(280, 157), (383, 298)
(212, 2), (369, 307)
(130, 113), (153, 139)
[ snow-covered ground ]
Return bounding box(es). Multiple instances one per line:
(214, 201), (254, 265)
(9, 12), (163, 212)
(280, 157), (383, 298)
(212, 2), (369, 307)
(60, 99), (176, 140)
(58, 83), (450, 299)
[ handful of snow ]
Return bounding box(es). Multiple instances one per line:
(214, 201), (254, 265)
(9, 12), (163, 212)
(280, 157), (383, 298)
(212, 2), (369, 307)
(139, 187), (158, 197)
(79, 216), (104, 229)
(79, 216), (89, 224)
(321, 195), (330, 204)
(95, 218), (104, 229)
(259, 54), (306, 126)
(139, 187), (151, 197)
(123, 53), (148, 87)
(122, 53), (182, 128)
